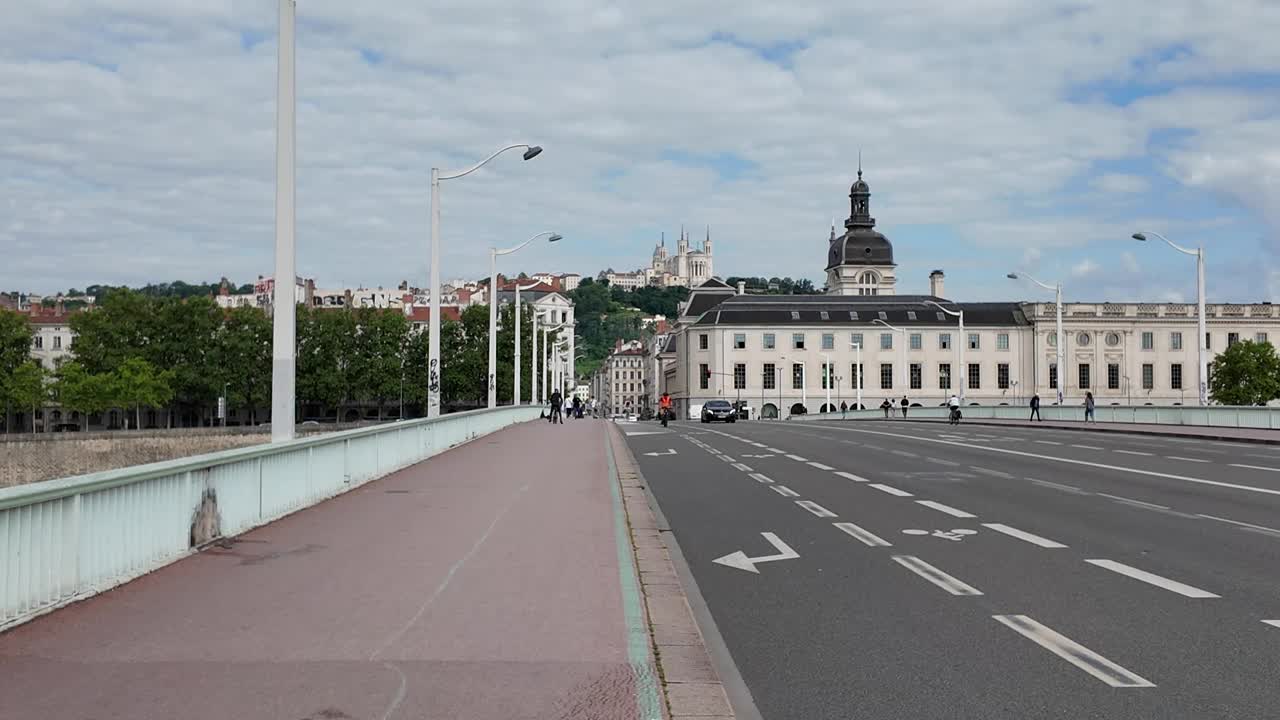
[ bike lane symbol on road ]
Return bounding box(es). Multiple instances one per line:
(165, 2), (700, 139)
(902, 528), (977, 542)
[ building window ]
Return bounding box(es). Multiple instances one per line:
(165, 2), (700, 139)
(939, 363), (951, 390)
(1171, 363), (1183, 390)
(1205, 332), (1211, 350)
(1142, 363), (1154, 390)
(1078, 363), (1090, 389)
(880, 333), (893, 350)
(1141, 332), (1154, 350)
(821, 363), (834, 389)
(998, 363), (1010, 389)
(793, 333), (806, 350)
(699, 363), (709, 390)
(910, 333), (922, 350)
(907, 311), (917, 321)
(880, 363), (893, 390)
(1049, 363), (1058, 390)
(53, 336), (62, 350)
(1077, 332), (1092, 347)
(1108, 363), (1120, 390)
(734, 333), (746, 349)
(763, 333), (775, 350)
(1258, 333), (1270, 345)
(967, 363), (980, 390)
(1047, 333), (1057, 348)
(968, 333), (980, 350)
(699, 334), (708, 350)
(792, 363), (804, 390)
(33, 336), (43, 349)
(910, 363), (922, 390)
(1228, 332), (1240, 347)
(851, 363), (864, 389)
(734, 363), (746, 390)
(851, 332), (864, 349)
(939, 333), (951, 350)
(1170, 332), (1182, 351)
(763, 363), (776, 390)
(822, 333), (835, 350)
(997, 333), (1009, 350)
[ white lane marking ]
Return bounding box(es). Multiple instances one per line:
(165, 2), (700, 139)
(970, 466), (1014, 479)
(785, 454), (809, 462)
(1114, 450), (1154, 457)
(1166, 456), (1210, 463)
(1029, 478), (1090, 495)
(982, 523), (1067, 548)
(1196, 514), (1280, 538)
(1263, 620), (1280, 629)
(1071, 444), (1104, 450)
(892, 555), (982, 596)
(713, 532), (800, 574)
(749, 472), (774, 484)
(719, 455), (735, 462)
(1085, 559), (1220, 598)
(862, 444), (884, 450)
(924, 457), (955, 466)
(916, 500), (976, 518)
(834, 471), (870, 482)
(1230, 463), (1280, 473)
(834, 522), (892, 547)
(993, 615), (1155, 688)
(1097, 493), (1170, 511)
(1035, 440), (1063, 446)
(751, 442), (767, 448)
(890, 449), (919, 458)
(731, 463), (753, 472)
(766, 447), (783, 453)
(771, 485), (800, 497)
(805, 425), (1280, 498)
(708, 449), (722, 455)
(796, 500), (837, 518)
(807, 461), (835, 470)
(869, 483), (913, 497)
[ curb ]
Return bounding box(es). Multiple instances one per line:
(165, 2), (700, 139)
(848, 418), (1280, 446)
(608, 424), (744, 720)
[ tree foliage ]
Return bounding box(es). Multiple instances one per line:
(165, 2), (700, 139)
(5, 361), (48, 432)
(724, 276), (820, 294)
(0, 309), (33, 380)
(1209, 340), (1280, 406)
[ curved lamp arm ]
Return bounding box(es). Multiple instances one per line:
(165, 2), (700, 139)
(1008, 271), (1057, 293)
(1133, 230), (1196, 257)
(872, 318), (904, 333)
(439, 144), (542, 181)
(923, 299), (961, 318)
(496, 231), (561, 257)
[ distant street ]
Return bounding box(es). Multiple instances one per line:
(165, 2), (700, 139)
(623, 418), (1280, 719)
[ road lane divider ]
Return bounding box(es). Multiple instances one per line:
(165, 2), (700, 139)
(915, 500), (976, 518)
(785, 454), (809, 462)
(981, 523), (1067, 549)
(969, 466), (1014, 479)
(1097, 493), (1170, 511)
(731, 463), (753, 472)
(1084, 559), (1220, 598)
(1071, 444), (1103, 450)
(891, 555), (983, 596)
(1196, 514), (1280, 538)
(833, 471), (870, 483)
(834, 522), (892, 547)
(992, 615), (1155, 688)
(1028, 478), (1091, 495)
(771, 485), (800, 498)
(807, 461), (835, 471)
(1166, 456), (1210, 463)
(749, 472), (774, 484)
(1230, 463), (1280, 473)
(1115, 450), (1154, 457)
(869, 483), (913, 497)
(796, 500), (838, 518)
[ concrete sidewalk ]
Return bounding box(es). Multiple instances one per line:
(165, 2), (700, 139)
(0, 417), (728, 720)
(881, 415), (1280, 444)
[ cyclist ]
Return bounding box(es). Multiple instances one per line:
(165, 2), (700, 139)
(948, 393), (962, 425)
(659, 392), (673, 427)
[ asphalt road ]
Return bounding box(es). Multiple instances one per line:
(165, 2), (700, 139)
(621, 418), (1280, 720)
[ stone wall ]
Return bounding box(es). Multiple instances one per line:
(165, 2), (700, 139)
(0, 425), (356, 488)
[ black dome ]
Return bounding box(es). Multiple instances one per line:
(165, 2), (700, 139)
(826, 228), (895, 270)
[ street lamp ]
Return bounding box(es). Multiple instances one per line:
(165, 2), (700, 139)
(514, 280), (541, 406)
(1008, 272), (1064, 405)
(489, 232), (561, 408)
(269, 0), (297, 443)
(872, 319), (907, 398)
(1134, 231), (1208, 406)
(924, 300), (964, 404)
(849, 340), (863, 411)
(428, 143), (543, 418)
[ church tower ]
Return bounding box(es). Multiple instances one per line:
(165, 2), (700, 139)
(825, 162), (897, 296)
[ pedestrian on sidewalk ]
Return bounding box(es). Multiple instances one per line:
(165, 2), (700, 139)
(881, 398), (892, 418)
(1030, 393), (1042, 421)
(1085, 391), (1096, 423)
(840, 401), (848, 419)
(900, 395), (910, 418)
(549, 390), (564, 424)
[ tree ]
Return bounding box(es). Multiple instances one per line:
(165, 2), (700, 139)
(6, 361), (48, 432)
(297, 306), (357, 418)
(350, 308), (410, 420)
(68, 288), (155, 374)
(214, 306), (272, 425)
(151, 296), (223, 426)
(0, 309), (32, 378)
(1209, 340), (1280, 406)
(112, 357), (175, 429)
(54, 362), (114, 431)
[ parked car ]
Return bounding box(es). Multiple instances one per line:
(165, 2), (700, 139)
(701, 399), (736, 423)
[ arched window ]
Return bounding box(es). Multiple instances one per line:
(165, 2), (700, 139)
(861, 271), (879, 285)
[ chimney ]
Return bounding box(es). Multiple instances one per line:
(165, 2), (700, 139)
(929, 270), (945, 298)
(736, 281), (745, 295)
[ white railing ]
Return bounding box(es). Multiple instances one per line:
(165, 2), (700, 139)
(0, 406), (542, 631)
(796, 404), (1280, 429)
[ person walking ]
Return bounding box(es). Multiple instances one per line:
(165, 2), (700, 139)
(1085, 391), (1096, 423)
(840, 401), (848, 419)
(549, 389), (564, 424)
(572, 394), (582, 420)
(880, 398), (892, 419)
(900, 395), (910, 418)
(1030, 393), (1042, 422)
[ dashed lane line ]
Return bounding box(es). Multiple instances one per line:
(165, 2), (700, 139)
(731, 463), (753, 472)
(749, 473), (774, 484)
(1114, 450), (1154, 457)
(1097, 493), (1170, 511)
(916, 500), (976, 518)
(1084, 559), (1220, 598)
(796, 500), (838, 518)
(1029, 478), (1091, 495)
(1166, 456), (1210, 463)
(807, 461), (835, 471)
(892, 555), (983, 596)
(785, 454), (809, 462)
(833, 522), (892, 547)
(1197, 514), (1280, 539)
(1230, 463), (1280, 473)
(924, 457), (955, 466)
(771, 485), (800, 498)
(982, 523), (1067, 549)
(833, 471), (870, 483)
(1035, 440), (1063, 446)
(993, 615), (1155, 688)
(869, 483), (913, 497)
(970, 466), (1014, 479)
(890, 449), (919, 458)
(1071, 444), (1104, 450)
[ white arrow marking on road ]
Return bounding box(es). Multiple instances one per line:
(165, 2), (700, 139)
(643, 448), (678, 456)
(712, 532), (800, 574)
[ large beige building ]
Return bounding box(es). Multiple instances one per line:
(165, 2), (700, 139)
(659, 171), (1279, 419)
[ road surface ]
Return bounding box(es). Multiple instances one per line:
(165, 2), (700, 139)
(621, 418), (1280, 719)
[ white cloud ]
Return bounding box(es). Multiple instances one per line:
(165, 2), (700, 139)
(1092, 173), (1150, 194)
(1, 0), (1278, 300)
(1071, 258), (1101, 278)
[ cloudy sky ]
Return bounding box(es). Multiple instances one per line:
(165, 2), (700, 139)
(3, 1), (1279, 302)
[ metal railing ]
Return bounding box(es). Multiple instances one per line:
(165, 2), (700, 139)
(796, 404), (1280, 429)
(0, 406), (542, 631)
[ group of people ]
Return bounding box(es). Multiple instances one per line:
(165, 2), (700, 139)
(545, 390), (596, 424)
(878, 396), (915, 418)
(1028, 391), (1097, 422)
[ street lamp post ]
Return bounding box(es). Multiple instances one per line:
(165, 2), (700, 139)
(1008, 272), (1064, 405)
(488, 233), (561, 408)
(514, 281), (541, 405)
(1134, 231), (1208, 406)
(849, 341), (863, 410)
(873, 319), (907, 399)
(924, 301), (964, 404)
(428, 143), (543, 417)
(269, 0), (297, 443)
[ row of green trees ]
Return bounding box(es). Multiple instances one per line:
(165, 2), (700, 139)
(0, 289), (549, 431)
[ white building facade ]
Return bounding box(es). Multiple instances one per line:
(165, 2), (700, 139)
(649, 228), (714, 287)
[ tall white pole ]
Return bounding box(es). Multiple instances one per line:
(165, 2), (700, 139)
(567, 329), (576, 399)
(1056, 284), (1065, 406)
(821, 352), (832, 413)
(530, 304), (538, 405)
(1196, 247), (1208, 406)
(899, 331), (907, 398)
(856, 343), (863, 410)
(487, 251), (498, 408)
(427, 168), (442, 418)
(957, 312), (965, 403)
(270, 0), (296, 443)
(514, 285), (522, 405)
(801, 362), (807, 413)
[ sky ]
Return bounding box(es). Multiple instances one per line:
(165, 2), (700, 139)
(2, 1), (1279, 303)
